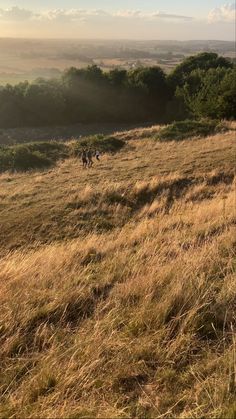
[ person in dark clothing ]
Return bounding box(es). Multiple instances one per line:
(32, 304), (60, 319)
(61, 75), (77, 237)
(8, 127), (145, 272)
(95, 150), (100, 161)
(81, 149), (87, 168)
(87, 149), (93, 168)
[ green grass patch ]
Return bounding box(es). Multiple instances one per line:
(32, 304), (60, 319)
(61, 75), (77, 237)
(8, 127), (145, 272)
(157, 119), (228, 142)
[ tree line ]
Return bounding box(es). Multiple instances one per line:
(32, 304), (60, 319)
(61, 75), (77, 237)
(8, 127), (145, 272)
(0, 52), (235, 128)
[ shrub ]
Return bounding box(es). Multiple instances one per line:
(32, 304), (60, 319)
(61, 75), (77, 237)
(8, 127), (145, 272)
(12, 146), (52, 171)
(69, 135), (125, 156)
(0, 137), (125, 173)
(0, 147), (13, 171)
(26, 142), (68, 162)
(0, 144), (55, 172)
(157, 119), (228, 142)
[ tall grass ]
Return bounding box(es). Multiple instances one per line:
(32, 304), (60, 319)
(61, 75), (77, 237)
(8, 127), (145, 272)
(0, 125), (235, 418)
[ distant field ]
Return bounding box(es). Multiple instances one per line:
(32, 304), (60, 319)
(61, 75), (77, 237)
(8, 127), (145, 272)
(0, 38), (235, 84)
(93, 57), (182, 73)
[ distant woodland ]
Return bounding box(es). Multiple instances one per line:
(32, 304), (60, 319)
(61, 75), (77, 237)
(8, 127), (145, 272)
(0, 53), (235, 127)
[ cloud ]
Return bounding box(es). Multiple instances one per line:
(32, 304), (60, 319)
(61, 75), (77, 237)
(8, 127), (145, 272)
(115, 10), (193, 21)
(38, 8), (109, 22)
(0, 6), (193, 23)
(37, 8), (193, 22)
(151, 12), (193, 21)
(208, 3), (235, 23)
(37, 9), (85, 23)
(0, 6), (34, 21)
(115, 10), (143, 18)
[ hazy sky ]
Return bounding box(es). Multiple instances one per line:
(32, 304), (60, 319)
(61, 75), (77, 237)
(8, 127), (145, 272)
(0, 0), (235, 40)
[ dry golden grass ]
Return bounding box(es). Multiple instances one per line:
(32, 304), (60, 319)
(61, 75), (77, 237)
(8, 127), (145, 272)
(0, 126), (236, 418)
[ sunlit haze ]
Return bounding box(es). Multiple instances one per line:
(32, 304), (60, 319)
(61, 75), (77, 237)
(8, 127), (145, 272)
(0, 0), (235, 39)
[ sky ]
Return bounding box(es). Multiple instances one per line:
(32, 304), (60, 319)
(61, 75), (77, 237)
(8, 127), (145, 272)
(0, 0), (235, 40)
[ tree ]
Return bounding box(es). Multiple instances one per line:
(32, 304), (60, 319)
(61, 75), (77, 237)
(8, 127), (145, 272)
(176, 67), (236, 119)
(0, 83), (26, 127)
(107, 69), (127, 87)
(0, 58), (234, 128)
(23, 78), (66, 125)
(218, 69), (236, 119)
(168, 52), (233, 92)
(127, 66), (168, 119)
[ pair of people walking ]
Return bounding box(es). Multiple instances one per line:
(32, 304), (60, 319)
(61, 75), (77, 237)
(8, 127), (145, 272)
(81, 149), (100, 169)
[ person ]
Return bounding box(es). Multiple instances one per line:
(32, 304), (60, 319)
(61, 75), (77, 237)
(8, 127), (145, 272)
(81, 149), (87, 168)
(87, 149), (93, 168)
(95, 150), (100, 161)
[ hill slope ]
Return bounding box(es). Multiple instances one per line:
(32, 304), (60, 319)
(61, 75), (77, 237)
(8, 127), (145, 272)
(0, 126), (236, 418)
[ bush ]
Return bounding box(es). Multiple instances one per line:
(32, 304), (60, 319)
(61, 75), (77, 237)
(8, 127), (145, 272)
(0, 137), (125, 173)
(26, 142), (68, 162)
(0, 147), (13, 171)
(0, 144), (60, 172)
(12, 146), (52, 171)
(69, 135), (125, 156)
(157, 119), (228, 142)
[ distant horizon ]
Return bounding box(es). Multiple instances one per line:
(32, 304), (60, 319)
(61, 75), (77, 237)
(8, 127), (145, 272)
(0, 37), (234, 42)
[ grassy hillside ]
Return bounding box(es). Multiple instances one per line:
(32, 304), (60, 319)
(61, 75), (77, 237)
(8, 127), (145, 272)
(0, 124), (236, 418)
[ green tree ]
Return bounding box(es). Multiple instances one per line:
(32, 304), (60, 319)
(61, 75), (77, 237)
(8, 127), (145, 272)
(176, 68), (236, 119)
(23, 78), (65, 125)
(127, 66), (168, 119)
(168, 52), (233, 91)
(107, 69), (127, 87)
